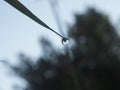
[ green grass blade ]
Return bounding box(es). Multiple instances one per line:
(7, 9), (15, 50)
(4, 0), (69, 40)
(4, 0), (53, 31)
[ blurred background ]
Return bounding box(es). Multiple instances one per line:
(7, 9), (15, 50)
(1, 0), (120, 90)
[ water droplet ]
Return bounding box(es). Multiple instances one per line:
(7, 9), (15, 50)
(62, 37), (70, 46)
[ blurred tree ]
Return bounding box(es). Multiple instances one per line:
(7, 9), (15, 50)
(13, 8), (120, 90)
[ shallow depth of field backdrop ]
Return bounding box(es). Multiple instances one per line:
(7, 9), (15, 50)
(0, 0), (120, 90)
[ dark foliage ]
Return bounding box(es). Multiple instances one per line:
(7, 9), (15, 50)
(14, 8), (120, 90)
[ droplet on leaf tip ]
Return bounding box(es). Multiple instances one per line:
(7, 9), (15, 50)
(61, 37), (70, 46)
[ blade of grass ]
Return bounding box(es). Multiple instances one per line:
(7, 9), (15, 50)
(4, 0), (64, 38)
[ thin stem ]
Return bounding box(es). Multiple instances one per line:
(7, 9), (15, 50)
(48, 28), (64, 38)
(49, 0), (80, 90)
(4, 0), (66, 39)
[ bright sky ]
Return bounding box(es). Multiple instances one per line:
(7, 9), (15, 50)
(0, 0), (120, 90)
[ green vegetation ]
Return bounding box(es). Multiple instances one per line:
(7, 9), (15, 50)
(13, 8), (120, 90)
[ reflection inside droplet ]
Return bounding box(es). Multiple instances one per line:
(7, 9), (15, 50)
(62, 38), (70, 45)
